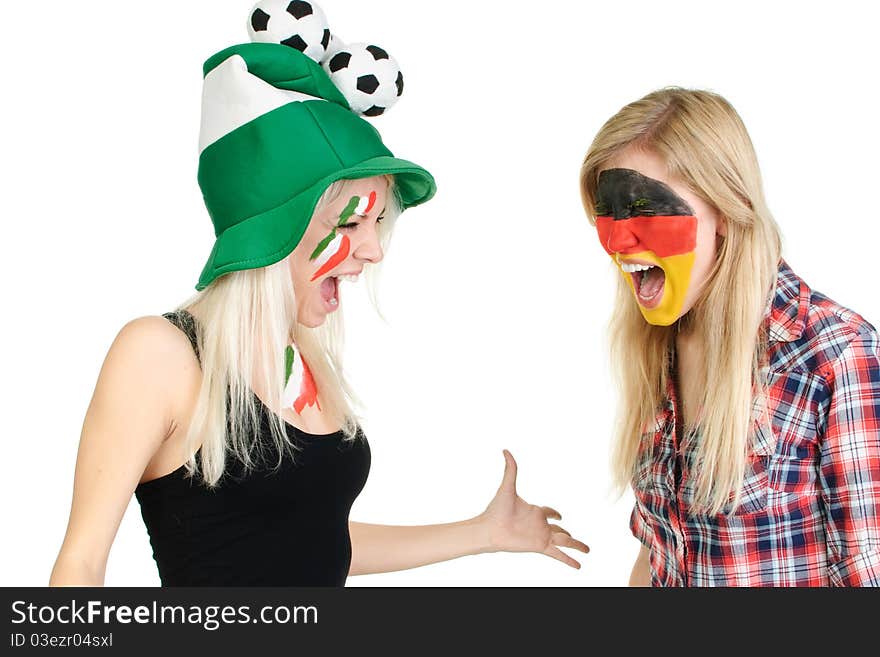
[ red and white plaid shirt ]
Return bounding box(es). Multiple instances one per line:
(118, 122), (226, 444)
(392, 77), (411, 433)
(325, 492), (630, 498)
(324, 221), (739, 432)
(631, 260), (880, 586)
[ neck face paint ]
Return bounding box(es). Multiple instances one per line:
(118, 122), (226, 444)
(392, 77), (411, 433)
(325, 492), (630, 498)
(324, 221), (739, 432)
(282, 345), (320, 415)
(595, 168), (697, 326)
(309, 191), (377, 282)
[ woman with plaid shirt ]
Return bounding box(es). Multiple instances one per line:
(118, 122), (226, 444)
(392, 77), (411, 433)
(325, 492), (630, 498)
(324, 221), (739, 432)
(579, 88), (880, 586)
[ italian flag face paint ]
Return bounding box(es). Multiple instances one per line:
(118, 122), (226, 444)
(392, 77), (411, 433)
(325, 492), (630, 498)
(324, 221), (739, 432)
(310, 233), (351, 282)
(354, 190), (377, 217)
(308, 193), (373, 281)
(282, 345), (320, 415)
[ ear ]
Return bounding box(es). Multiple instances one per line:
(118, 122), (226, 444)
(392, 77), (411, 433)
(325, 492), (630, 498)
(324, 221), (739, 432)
(716, 215), (728, 237)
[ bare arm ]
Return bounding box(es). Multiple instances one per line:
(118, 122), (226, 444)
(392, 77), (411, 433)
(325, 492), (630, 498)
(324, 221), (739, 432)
(348, 519), (489, 575)
(629, 545), (651, 586)
(49, 317), (192, 586)
(348, 451), (589, 576)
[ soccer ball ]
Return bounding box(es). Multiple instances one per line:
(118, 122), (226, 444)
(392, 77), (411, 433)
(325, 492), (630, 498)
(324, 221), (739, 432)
(322, 33), (346, 62)
(247, 0), (331, 63)
(322, 42), (404, 116)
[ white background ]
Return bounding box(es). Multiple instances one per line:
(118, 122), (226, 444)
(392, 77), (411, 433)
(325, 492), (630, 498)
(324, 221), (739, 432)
(1, 0), (878, 587)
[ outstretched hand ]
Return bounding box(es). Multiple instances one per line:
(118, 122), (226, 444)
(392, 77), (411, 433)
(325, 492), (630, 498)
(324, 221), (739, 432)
(477, 450), (589, 569)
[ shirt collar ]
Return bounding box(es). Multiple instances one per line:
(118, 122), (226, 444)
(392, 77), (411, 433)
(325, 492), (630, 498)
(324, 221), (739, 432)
(766, 259), (810, 343)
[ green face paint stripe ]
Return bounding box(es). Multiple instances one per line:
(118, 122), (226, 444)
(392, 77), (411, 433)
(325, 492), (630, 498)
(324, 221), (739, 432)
(284, 345), (295, 386)
(309, 229), (337, 261)
(338, 196), (361, 223)
(308, 195), (362, 261)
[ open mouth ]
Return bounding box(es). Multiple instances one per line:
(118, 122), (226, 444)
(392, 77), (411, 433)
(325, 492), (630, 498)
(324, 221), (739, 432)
(320, 276), (339, 310)
(318, 273), (360, 312)
(621, 262), (665, 308)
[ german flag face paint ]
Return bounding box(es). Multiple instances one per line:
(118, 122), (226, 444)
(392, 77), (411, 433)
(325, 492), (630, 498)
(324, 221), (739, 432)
(595, 168), (697, 326)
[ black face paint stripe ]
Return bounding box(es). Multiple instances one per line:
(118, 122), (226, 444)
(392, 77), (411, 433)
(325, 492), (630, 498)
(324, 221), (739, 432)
(596, 168), (694, 220)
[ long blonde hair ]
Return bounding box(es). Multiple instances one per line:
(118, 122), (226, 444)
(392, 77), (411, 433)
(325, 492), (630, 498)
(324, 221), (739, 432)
(175, 176), (399, 486)
(579, 88), (782, 513)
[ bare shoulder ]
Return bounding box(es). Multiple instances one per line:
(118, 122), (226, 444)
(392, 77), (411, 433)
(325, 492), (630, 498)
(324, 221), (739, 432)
(94, 315), (201, 432)
(110, 314), (198, 369)
(50, 315), (202, 582)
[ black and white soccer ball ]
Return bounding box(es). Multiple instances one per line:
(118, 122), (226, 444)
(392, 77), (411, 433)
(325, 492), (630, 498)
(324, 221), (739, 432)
(247, 0), (331, 63)
(322, 32), (346, 62)
(322, 42), (404, 116)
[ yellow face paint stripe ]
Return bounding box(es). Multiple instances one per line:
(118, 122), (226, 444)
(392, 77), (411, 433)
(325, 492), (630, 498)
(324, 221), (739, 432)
(617, 251), (696, 326)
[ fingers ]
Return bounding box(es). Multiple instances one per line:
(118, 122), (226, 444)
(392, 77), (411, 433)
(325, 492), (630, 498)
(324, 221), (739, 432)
(499, 449), (518, 493)
(551, 531), (590, 554)
(544, 545), (581, 570)
(548, 524), (570, 537)
(541, 506), (562, 521)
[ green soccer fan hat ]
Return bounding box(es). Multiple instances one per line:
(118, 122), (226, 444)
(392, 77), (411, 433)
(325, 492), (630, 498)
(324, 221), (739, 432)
(194, 36), (435, 290)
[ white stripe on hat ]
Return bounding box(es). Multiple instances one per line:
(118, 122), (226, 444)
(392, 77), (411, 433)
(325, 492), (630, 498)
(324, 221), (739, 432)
(198, 54), (320, 153)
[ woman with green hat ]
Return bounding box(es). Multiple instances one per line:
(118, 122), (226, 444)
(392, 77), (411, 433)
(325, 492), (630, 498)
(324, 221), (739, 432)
(50, 2), (587, 586)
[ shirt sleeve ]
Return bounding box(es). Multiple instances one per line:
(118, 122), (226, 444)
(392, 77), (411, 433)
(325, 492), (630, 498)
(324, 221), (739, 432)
(629, 500), (653, 548)
(819, 330), (880, 587)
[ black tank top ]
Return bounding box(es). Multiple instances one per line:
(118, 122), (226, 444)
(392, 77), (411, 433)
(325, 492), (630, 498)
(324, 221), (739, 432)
(134, 310), (370, 586)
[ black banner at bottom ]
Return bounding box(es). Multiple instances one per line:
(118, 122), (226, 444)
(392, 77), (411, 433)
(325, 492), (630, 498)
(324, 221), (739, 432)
(0, 587), (871, 654)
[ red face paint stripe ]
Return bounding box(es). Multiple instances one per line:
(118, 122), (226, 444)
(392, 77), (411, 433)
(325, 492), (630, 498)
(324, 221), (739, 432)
(310, 234), (351, 281)
(364, 190), (376, 215)
(293, 357), (320, 414)
(596, 215), (697, 258)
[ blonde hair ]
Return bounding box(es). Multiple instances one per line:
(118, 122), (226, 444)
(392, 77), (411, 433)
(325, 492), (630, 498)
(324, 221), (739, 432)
(579, 87), (782, 513)
(175, 176), (400, 486)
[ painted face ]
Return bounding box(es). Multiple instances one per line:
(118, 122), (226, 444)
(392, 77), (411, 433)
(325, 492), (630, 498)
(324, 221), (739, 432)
(289, 176), (388, 327)
(595, 167), (697, 325)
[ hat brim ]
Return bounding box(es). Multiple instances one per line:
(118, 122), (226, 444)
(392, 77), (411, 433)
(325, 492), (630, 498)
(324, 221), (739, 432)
(195, 155), (435, 290)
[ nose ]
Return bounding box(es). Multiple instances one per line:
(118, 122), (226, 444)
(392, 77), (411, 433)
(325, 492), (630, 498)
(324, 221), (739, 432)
(353, 224), (384, 264)
(606, 221), (640, 253)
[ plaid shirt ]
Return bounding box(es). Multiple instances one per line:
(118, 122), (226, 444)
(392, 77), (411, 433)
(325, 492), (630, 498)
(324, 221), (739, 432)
(631, 260), (880, 586)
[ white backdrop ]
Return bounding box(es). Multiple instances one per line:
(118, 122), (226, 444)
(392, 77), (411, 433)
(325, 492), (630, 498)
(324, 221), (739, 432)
(1, 0), (878, 587)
